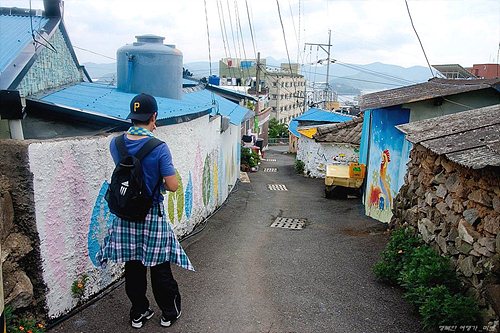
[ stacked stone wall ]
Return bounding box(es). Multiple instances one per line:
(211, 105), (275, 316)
(392, 144), (500, 323)
(0, 141), (46, 319)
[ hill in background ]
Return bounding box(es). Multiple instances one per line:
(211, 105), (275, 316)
(83, 58), (432, 94)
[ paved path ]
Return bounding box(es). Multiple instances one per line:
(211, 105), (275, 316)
(49, 147), (421, 333)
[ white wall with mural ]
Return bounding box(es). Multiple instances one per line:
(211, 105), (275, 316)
(27, 114), (240, 318)
(297, 136), (359, 178)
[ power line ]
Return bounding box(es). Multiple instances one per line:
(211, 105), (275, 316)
(334, 61), (417, 85)
(73, 46), (116, 61)
(404, 0), (434, 77)
(275, 0), (298, 101)
(245, 0), (258, 59)
(203, 0), (213, 76)
(226, 0), (240, 61)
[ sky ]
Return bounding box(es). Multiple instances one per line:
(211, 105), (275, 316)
(4, 0), (500, 68)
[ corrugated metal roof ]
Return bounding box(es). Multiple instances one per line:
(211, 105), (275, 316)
(397, 104), (500, 169)
(0, 13), (49, 73)
(360, 78), (500, 110)
(39, 82), (211, 123)
(288, 108), (354, 137)
(183, 89), (252, 124)
(294, 107), (355, 123)
(314, 116), (363, 144)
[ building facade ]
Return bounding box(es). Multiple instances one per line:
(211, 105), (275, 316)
(266, 65), (306, 124)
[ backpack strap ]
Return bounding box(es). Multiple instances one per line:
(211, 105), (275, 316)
(135, 137), (164, 161)
(115, 134), (129, 160)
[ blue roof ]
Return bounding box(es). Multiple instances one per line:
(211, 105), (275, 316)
(38, 82), (250, 126)
(40, 82), (211, 124)
(183, 89), (252, 125)
(289, 107), (353, 137)
(0, 14), (49, 73)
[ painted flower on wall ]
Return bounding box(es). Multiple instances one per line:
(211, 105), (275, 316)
(168, 170), (184, 223)
(184, 172), (193, 219)
(202, 155), (212, 207)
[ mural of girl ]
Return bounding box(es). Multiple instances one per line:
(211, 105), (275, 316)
(369, 149), (392, 210)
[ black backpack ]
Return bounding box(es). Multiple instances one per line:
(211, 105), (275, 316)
(105, 134), (163, 221)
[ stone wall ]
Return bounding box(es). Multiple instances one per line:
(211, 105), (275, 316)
(0, 142), (46, 318)
(391, 144), (500, 323)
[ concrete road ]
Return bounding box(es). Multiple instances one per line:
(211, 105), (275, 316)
(49, 147), (421, 333)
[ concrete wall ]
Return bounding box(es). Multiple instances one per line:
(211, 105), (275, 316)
(1, 114), (240, 319)
(406, 90), (500, 123)
(297, 136), (358, 178)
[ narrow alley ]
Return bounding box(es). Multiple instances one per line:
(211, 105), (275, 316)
(49, 147), (421, 333)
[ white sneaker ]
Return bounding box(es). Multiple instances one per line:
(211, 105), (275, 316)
(160, 311), (181, 327)
(131, 308), (154, 329)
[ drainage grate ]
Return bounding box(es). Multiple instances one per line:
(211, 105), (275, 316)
(268, 184), (288, 191)
(262, 158), (277, 162)
(263, 167), (278, 172)
(271, 217), (306, 230)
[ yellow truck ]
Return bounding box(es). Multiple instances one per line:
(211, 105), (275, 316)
(325, 163), (365, 199)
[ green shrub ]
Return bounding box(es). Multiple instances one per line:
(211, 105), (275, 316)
(294, 159), (305, 174)
(5, 306), (46, 333)
(398, 246), (459, 292)
(373, 227), (422, 283)
(418, 285), (480, 331)
(241, 147), (260, 168)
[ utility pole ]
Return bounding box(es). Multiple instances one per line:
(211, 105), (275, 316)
(305, 30), (333, 109)
(254, 52), (261, 136)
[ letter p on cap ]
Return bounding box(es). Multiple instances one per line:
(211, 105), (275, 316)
(134, 102), (140, 112)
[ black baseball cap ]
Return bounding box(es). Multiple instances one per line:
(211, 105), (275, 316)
(127, 93), (158, 122)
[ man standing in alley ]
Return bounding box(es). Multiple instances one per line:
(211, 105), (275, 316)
(99, 93), (194, 329)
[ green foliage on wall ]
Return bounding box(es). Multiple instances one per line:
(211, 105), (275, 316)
(168, 170), (184, 223)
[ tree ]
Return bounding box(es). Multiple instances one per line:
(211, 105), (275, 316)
(268, 118), (289, 138)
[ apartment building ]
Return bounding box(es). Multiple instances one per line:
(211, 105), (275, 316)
(266, 64), (306, 124)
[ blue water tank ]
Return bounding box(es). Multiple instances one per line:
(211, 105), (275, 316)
(117, 35), (183, 99)
(208, 75), (220, 86)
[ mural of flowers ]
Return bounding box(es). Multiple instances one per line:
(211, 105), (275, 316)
(184, 172), (193, 219)
(202, 155), (212, 207)
(168, 170), (184, 224)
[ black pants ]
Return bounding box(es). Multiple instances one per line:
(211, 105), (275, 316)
(125, 260), (181, 320)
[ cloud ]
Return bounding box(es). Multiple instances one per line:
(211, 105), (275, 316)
(4, 0), (499, 67)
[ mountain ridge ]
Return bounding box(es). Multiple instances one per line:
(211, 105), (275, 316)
(82, 59), (433, 93)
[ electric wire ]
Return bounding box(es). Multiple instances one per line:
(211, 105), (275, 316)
(203, 0), (213, 76)
(73, 46), (116, 61)
(245, 0), (258, 59)
(217, 0), (237, 79)
(275, 0), (298, 108)
(234, 0), (252, 81)
(334, 61), (417, 85)
(404, 0), (434, 77)
(29, 0), (57, 53)
(226, 0), (240, 61)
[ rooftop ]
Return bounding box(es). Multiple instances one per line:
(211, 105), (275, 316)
(397, 104), (500, 169)
(34, 82), (251, 126)
(313, 116), (364, 145)
(35, 82), (212, 126)
(360, 78), (500, 110)
(289, 108), (354, 137)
